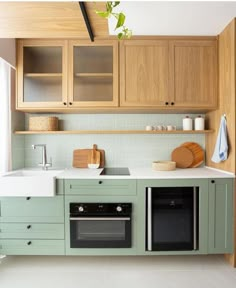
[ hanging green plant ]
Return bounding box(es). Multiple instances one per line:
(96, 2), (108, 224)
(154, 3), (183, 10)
(95, 2), (132, 40)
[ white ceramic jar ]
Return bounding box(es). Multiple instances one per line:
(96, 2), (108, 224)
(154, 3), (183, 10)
(194, 115), (205, 130)
(182, 116), (193, 130)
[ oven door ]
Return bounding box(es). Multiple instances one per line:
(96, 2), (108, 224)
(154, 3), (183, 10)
(70, 216), (131, 248)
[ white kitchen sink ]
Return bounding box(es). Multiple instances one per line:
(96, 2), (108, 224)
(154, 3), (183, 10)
(0, 169), (64, 197)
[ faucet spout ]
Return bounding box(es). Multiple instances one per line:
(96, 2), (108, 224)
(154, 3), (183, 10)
(32, 144), (52, 170)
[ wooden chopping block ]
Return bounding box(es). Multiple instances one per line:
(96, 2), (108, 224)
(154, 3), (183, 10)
(181, 142), (204, 168)
(88, 144), (101, 165)
(73, 145), (105, 168)
(171, 146), (194, 168)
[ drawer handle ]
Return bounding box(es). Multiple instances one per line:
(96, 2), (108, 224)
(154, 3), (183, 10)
(165, 102), (169, 105)
(63, 102), (67, 106)
(99, 181), (103, 184)
(211, 180), (215, 184)
(171, 102), (175, 105)
(26, 197), (31, 200)
(27, 241), (32, 246)
(27, 225), (31, 229)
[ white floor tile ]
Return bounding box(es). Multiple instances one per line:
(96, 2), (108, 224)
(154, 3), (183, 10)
(0, 255), (236, 288)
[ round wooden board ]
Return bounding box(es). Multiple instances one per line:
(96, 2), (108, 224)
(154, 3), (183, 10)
(171, 146), (194, 168)
(181, 142), (204, 168)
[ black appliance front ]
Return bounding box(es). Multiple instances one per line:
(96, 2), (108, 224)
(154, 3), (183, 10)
(70, 203), (132, 248)
(146, 187), (199, 251)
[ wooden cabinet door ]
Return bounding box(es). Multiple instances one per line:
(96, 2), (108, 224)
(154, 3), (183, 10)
(68, 40), (118, 107)
(120, 40), (170, 107)
(208, 178), (234, 254)
(17, 39), (68, 110)
(169, 40), (217, 108)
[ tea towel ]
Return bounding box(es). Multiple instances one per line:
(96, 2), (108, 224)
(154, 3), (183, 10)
(211, 116), (228, 163)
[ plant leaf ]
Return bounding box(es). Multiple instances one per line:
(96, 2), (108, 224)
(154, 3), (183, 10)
(112, 2), (120, 8)
(115, 12), (125, 30)
(117, 32), (123, 40)
(95, 10), (110, 18)
(106, 2), (113, 13)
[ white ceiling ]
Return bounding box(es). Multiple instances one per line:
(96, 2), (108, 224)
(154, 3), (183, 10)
(108, 1), (236, 36)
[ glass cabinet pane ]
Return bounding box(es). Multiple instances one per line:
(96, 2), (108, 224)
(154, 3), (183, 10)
(73, 46), (113, 102)
(23, 46), (63, 103)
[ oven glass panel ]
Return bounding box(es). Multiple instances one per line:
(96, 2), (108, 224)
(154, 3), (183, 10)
(76, 220), (126, 241)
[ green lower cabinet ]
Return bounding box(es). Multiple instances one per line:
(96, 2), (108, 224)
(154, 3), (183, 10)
(0, 196), (64, 223)
(0, 223), (64, 239)
(65, 179), (137, 196)
(0, 240), (65, 255)
(0, 194), (65, 255)
(208, 178), (234, 254)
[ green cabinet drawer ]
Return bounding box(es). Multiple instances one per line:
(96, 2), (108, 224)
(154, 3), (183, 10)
(0, 223), (64, 239)
(208, 178), (234, 254)
(0, 196), (64, 223)
(65, 180), (137, 196)
(0, 239), (65, 255)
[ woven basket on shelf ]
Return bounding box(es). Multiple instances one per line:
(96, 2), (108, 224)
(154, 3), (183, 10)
(29, 116), (59, 131)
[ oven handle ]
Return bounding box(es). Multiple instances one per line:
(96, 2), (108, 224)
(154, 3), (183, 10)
(70, 217), (130, 221)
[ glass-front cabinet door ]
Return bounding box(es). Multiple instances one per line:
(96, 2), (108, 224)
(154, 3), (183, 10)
(17, 40), (67, 109)
(68, 40), (118, 107)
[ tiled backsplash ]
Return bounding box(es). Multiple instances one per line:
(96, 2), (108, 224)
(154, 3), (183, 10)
(17, 114), (205, 168)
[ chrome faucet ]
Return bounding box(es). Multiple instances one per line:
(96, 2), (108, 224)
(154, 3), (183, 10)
(32, 144), (52, 170)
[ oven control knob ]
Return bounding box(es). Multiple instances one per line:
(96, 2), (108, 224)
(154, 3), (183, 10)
(78, 206), (84, 212)
(116, 206), (122, 212)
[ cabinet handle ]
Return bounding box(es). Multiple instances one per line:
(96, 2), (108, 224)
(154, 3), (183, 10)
(63, 102), (67, 106)
(69, 102), (72, 105)
(27, 225), (31, 229)
(211, 180), (215, 184)
(27, 241), (32, 246)
(171, 102), (175, 105)
(165, 102), (169, 105)
(26, 197), (31, 200)
(99, 181), (103, 184)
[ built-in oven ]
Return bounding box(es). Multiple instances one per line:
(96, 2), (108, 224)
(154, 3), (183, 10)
(70, 203), (132, 248)
(146, 187), (199, 251)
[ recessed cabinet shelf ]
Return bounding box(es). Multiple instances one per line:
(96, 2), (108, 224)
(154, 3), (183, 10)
(14, 130), (214, 135)
(74, 73), (113, 77)
(24, 73), (63, 78)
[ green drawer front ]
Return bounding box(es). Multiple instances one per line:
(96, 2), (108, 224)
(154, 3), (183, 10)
(0, 196), (64, 223)
(0, 239), (65, 255)
(65, 180), (137, 195)
(0, 223), (64, 239)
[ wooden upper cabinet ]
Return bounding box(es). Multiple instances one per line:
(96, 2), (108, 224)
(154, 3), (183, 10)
(68, 40), (118, 107)
(169, 40), (218, 108)
(120, 39), (218, 109)
(120, 40), (170, 107)
(17, 39), (68, 109)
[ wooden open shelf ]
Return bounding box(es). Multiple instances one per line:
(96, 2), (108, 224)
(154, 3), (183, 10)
(14, 130), (214, 135)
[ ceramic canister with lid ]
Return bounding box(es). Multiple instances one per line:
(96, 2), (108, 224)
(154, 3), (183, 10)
(182, 116), (193, 130)
(194, 115), (205, 130)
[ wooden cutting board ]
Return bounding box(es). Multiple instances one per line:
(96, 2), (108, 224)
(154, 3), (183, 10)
(73, 145), (105, 168)
(181, 142), (204, 168)
(171, 146), (194, 168)
(88, 144), (101, 165)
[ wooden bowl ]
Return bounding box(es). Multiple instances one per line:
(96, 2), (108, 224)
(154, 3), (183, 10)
(152, 161), (176, 171)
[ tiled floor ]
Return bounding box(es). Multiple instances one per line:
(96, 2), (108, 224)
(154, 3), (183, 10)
(0, 255), (236, 288)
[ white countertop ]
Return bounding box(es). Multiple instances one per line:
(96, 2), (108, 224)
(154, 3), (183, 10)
(57, 167), (234, 180)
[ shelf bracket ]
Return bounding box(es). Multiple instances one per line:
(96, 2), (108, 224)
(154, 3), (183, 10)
(79, 1), (94, 42)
